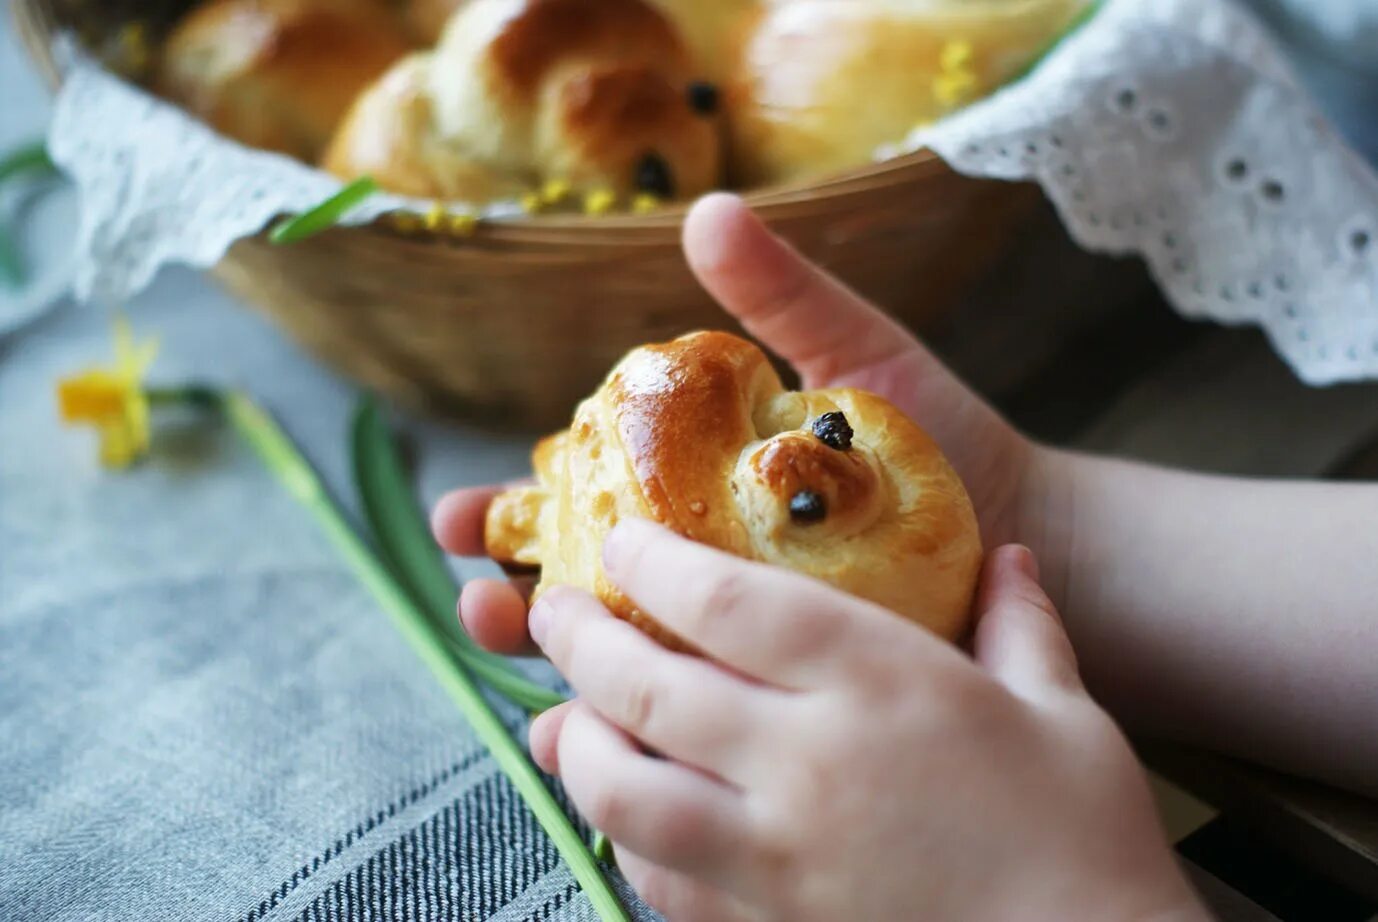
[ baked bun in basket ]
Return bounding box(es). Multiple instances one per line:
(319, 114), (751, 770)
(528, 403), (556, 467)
(648, 0), (758, 82)
(405, 0), (756, 76)
(325, 0), (725, 203)
(158, 0), (411, 162)
(728, 0), (1092, 186)
(486, 331), (983, 650)
(404, 0), (464, 44)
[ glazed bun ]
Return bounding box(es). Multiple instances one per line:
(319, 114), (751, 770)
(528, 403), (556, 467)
(486, 331), (983, 649)
(647, 0), (758, 82)
(159, 0), (411, 162)
(728, 0), (1092, 186)
(405, 0), (464, 44)
(325, 0), (725, 203)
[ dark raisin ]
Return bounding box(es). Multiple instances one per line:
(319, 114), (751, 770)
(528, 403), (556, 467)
(634, 152), (675, 198)
(686, 81), (719, 115)
(811, 411), (853, 451)
(789, 490), (826, 523)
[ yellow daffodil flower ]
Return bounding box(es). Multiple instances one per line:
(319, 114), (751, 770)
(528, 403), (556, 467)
(56, 317), (159, 468)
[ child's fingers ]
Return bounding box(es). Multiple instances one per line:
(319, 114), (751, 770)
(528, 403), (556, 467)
(431, 485), (504, 556)
(531, 586), (780, 785)
(458, 579), (538, 655)
(683, 192), (929, 391)
(602, 519), (923, 690)
(528, 699), (576, 774)
(972, 545), (1083, 704)
(615, 848), (756, 922)
(557, 703), (751, 885)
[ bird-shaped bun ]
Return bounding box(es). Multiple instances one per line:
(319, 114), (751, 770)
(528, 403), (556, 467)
(486, 331), (983, 649)
(647, 0), (758, 83)
(404, 0), (465, 44)
(404, 0), (756, 77)
(324, 0), (725, 204)
(727, 0), (1093, 187)
(158, 0), (412, 162)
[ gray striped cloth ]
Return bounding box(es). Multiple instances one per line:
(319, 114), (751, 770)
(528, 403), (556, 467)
(0, 273), (657, 922)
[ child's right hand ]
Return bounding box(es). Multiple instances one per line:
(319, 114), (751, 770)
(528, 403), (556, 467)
(436, 192), (1378, 802)
(433, 192), (1052, 653)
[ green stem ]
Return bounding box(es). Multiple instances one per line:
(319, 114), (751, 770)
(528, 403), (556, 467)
(159, 388), (627, 922)
(1012, 0), (1105, 83)
(0, 141), (54, 185)
(0, 229), (23, 289)
(351, 399), (566, 713)
(269, 177), (379, 245)
(0, 140), (59, 289)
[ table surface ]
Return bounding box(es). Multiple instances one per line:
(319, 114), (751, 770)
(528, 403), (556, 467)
(5, 12), (1378, 922)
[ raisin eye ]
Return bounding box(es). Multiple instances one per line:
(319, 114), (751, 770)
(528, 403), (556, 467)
(812, 411), (853, 451)
(634, 152), (675, 198)
(687, 81), (720, 115)
(789, 490), (827, 523)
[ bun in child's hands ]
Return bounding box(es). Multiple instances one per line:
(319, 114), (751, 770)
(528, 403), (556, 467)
(486, 331), (983, 649)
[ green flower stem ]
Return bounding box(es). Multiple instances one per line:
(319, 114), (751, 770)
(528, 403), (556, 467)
(0, 229), (23, 289)
(0, 140), (59, 289)
(269, 177), (379, 244)
(593, 831), (616, 866)
(1012, 0), (1105, 82)
(148, 387), (628, 922)
(0, 141), (54, 185)
(351, 399), (566, 712)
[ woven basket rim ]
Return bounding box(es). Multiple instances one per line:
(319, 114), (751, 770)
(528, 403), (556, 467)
(11, 0), (950, 242)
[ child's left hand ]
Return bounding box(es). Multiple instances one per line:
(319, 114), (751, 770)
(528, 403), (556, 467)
(524, 520), (1207, 922)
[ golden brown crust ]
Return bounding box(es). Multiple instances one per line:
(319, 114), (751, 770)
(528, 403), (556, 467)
(726, 0), (1093, 186)
(646, 0), (757, 82)
(486, 331), (983, 649)
(326, 0), (724, 202)
(159, 0), (411, 162)
(489, 0), (684, 97)
(404, 0), (466, 44)
(322, 54), (530, 200)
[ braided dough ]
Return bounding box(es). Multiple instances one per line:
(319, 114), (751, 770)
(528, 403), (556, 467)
(325, 0), (725, 202)
(158, 0), (411, 162)
(486, 332), (983, 648)
(727, 0), (1093, 186)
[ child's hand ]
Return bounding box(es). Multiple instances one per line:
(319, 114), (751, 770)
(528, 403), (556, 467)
(523, 522), (1205, 922)
(433, 192), (1046, 654)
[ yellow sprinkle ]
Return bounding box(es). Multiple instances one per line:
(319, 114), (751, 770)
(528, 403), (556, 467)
(583, 189), (616, 216)
(117, 21), (152, 75)
(447, 212), (478, 236)
(390, 212), (423, 233)
(631, 194), (660, 215)
(423, 204), (446, 230)
(934, 70), (978, 108)
(939, 39), (974, 71)
(540, 179), (571, 205)
(521, 192), (543, 214)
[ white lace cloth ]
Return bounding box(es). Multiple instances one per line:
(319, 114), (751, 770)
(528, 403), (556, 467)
(46, 0), (1378, 385)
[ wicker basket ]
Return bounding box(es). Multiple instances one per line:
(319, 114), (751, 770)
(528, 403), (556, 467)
(15, 0), (1039, 429)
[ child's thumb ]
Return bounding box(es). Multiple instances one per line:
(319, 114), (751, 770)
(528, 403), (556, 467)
(971, 545), (1084, 704)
